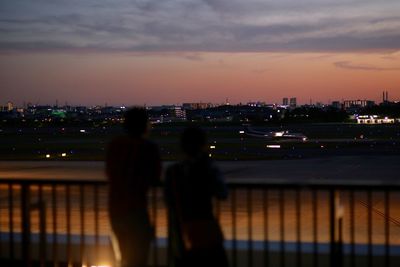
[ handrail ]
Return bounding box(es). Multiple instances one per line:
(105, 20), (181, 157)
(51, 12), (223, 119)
(1, 177), (400, 190)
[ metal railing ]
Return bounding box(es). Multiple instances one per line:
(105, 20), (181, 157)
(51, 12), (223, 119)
(0, 178), (399, 267)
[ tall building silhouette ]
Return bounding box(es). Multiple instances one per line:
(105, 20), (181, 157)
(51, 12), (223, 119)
(289, 97), (297, 108)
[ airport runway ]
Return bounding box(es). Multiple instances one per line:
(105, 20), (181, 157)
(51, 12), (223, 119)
(1, 155), (400, 183)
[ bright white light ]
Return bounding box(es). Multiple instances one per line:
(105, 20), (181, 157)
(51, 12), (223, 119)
(80, 129), (86, 133)
(274, 131), (284, 137)
(209, 153), (212, 157)
(210, 145), (216, 149)
(239, 130), (245, 134)
(46, 154), (51, 158)
(266, 145), (281, 149)
(61, 153), (67, 157)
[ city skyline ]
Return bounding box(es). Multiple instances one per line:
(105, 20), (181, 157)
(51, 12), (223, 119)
(1, 0), (400, 105)
(1, 85), (397, 107)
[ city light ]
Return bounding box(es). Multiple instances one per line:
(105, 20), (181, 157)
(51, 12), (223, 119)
(266, 145), (281, 149)
(239, 130), (245, 134)
(80, 129), (86, 133)
(210, 145), (216, 149)
(61, 153), (67, 157)
(45, 154), (51, 158)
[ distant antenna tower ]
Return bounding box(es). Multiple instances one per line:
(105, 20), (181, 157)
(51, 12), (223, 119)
(383, 91), (389, 103)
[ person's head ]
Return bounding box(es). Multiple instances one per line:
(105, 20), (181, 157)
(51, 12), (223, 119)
(123, 107), (150, 137)
(180, 126), (207, 157)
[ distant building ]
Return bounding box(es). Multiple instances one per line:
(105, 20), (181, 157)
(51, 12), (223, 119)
(331, 101), (341, 109)
(7, 101), (13, 111)
(173, 106), (186, 120)
(356, 115), (399, 124)
(289, 98), (297, 108)
(247, 101), (266, 107)
(282, 98), (289, 106)
(343, 100), (375, 109)
(182, 103), (213, 110)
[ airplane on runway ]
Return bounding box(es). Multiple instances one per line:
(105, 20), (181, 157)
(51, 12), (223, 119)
(241, 126), (308, 141)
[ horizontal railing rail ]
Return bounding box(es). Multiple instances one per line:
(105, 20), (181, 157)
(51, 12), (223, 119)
(0, 178), (399, 267)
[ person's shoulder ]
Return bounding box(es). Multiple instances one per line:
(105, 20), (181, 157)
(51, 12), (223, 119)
(108, 135), (132, 147)
(106, 136), (133, 160)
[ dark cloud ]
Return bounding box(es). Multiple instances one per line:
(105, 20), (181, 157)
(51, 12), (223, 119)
(0, 0), (400, 53)
(334, 61), (400, 71)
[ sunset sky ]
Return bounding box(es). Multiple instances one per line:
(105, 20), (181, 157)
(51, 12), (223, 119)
(1, 0), (400, 106)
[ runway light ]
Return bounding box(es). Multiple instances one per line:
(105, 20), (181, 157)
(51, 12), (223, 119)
(46, 154), (51, 158)
(210, 145), (216, 149)
(266, 145), (281, 149)
(61, 153), (67, 157)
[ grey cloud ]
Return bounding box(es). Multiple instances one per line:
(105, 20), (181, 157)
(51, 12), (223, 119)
(0, 0), (400, 53)
(334, 61), (400, 71)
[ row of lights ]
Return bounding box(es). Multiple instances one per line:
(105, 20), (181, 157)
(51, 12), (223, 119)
(45, 153), (67, 158)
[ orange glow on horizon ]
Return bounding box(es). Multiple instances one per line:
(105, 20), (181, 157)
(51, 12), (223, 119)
(1, 52), (399, 106)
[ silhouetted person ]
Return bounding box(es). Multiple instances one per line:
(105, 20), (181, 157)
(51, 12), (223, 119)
(165, 127), (229, 267)
(106, 108), (161, 267)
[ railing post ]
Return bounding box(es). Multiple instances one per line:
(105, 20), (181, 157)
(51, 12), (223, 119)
(329, 190), (343, 267)
(39, 200), (47, 267)
(21, 184), (31, 267)
(8, 184), (15, 262)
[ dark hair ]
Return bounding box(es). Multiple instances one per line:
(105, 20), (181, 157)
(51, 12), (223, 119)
(123, 107), (149, 137)
(181, 127), (207, 156)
